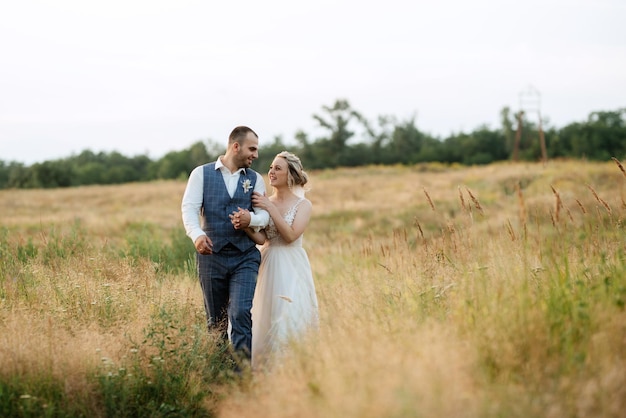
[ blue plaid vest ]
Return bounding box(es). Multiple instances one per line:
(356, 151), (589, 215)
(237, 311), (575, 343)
(200, 162), (258, 252)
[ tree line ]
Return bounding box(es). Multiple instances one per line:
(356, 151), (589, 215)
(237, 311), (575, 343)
(1, 100), (625, 189)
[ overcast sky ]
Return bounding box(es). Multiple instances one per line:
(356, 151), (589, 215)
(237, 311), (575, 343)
(1, 0), (625, 165)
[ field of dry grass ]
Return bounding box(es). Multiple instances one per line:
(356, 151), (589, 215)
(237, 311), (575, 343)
(1, 159), (625, 417)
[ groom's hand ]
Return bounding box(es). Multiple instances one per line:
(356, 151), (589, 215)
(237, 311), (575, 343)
(194, 235), (213, 255)
(230, 207), (251, 229)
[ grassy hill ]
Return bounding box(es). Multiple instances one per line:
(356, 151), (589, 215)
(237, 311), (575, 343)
(1, 159), (625, 417)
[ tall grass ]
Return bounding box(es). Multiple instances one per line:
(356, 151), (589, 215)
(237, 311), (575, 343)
(1, 161), (624, 417)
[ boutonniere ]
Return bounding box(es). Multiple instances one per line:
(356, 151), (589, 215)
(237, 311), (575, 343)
(241, 179), (252, 193)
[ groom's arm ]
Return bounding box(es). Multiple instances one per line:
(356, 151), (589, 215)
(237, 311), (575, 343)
(181, 166), (207, 243)
(247, 172), (269, 229)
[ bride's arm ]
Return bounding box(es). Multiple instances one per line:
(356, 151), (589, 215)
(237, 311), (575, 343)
(243, 227), (267, 245)
(253, 193), (312, 244)
(277, 200), (311, 243)
(230, 207), (267, 245)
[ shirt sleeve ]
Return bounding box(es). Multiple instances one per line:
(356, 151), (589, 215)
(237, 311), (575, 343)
(249, 171), (270, 229)
(181, 166), (206, 243)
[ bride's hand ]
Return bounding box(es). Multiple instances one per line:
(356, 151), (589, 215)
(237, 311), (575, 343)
(251, 191), (272, 211)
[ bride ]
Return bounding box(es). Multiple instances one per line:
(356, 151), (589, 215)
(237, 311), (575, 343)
(236, 151), (319, 369)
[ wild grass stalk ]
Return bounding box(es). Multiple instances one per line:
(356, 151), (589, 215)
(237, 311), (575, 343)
(612, 157), (626, 178)
(587, 184), (612, 216)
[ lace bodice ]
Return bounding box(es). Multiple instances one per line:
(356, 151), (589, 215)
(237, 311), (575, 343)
(265, 198), (305, 247)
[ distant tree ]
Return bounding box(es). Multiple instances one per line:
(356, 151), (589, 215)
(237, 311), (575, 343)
(154, 140), (219, 181)
(415, 139), (444, 163)
(128, 155), (154, 182)
(75, 161), (106, 185)
(188, 141), (212, 168)
(438, 125), (507, 165)
(554, 110), (626, 161)
(6, 163), (36, 188)
(292, 130), (316, 168)
(440, 133), (466, 163)
(31, 160), (74, 188)
(73, 150), (102, 166)
(156, 150), (191, 180)
(255, 135), (291, 173)
(2, 105), (625, 189)
(101, 151), (142, 183)
(0, 161), (8, 189)
(0, 161), (27, 188)
(386, 116), (430, 164)
(295, 128), (330, 170)
(585, 109), (626, 159)
(465, 127), (508, 165)
(312, 99), (365, 167)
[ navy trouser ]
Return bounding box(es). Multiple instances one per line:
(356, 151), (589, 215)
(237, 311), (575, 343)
(197, 244), (260, 358)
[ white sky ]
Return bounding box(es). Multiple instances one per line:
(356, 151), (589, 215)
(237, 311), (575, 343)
(1, 0), (625, 164)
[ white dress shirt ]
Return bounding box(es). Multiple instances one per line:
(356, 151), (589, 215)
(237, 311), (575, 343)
(181, 158), (269, 244)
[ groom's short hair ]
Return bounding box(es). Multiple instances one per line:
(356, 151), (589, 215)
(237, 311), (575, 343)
(229, 126), (258, 145)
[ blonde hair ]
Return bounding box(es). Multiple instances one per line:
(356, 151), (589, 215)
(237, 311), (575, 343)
(276, 151), (308, 189)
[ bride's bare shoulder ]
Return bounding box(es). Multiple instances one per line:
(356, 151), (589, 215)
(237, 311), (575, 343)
(297, 198), (312, 211)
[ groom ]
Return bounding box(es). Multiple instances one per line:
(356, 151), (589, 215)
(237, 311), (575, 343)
(181, 126), (269, 362)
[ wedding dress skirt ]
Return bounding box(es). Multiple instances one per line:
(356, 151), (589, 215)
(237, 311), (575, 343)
(251, 199), (319, 368)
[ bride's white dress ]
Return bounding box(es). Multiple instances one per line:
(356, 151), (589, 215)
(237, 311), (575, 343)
(251, 198), (319, 368)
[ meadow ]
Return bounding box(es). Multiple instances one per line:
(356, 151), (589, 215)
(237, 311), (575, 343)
(1, 159), (625, 417)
